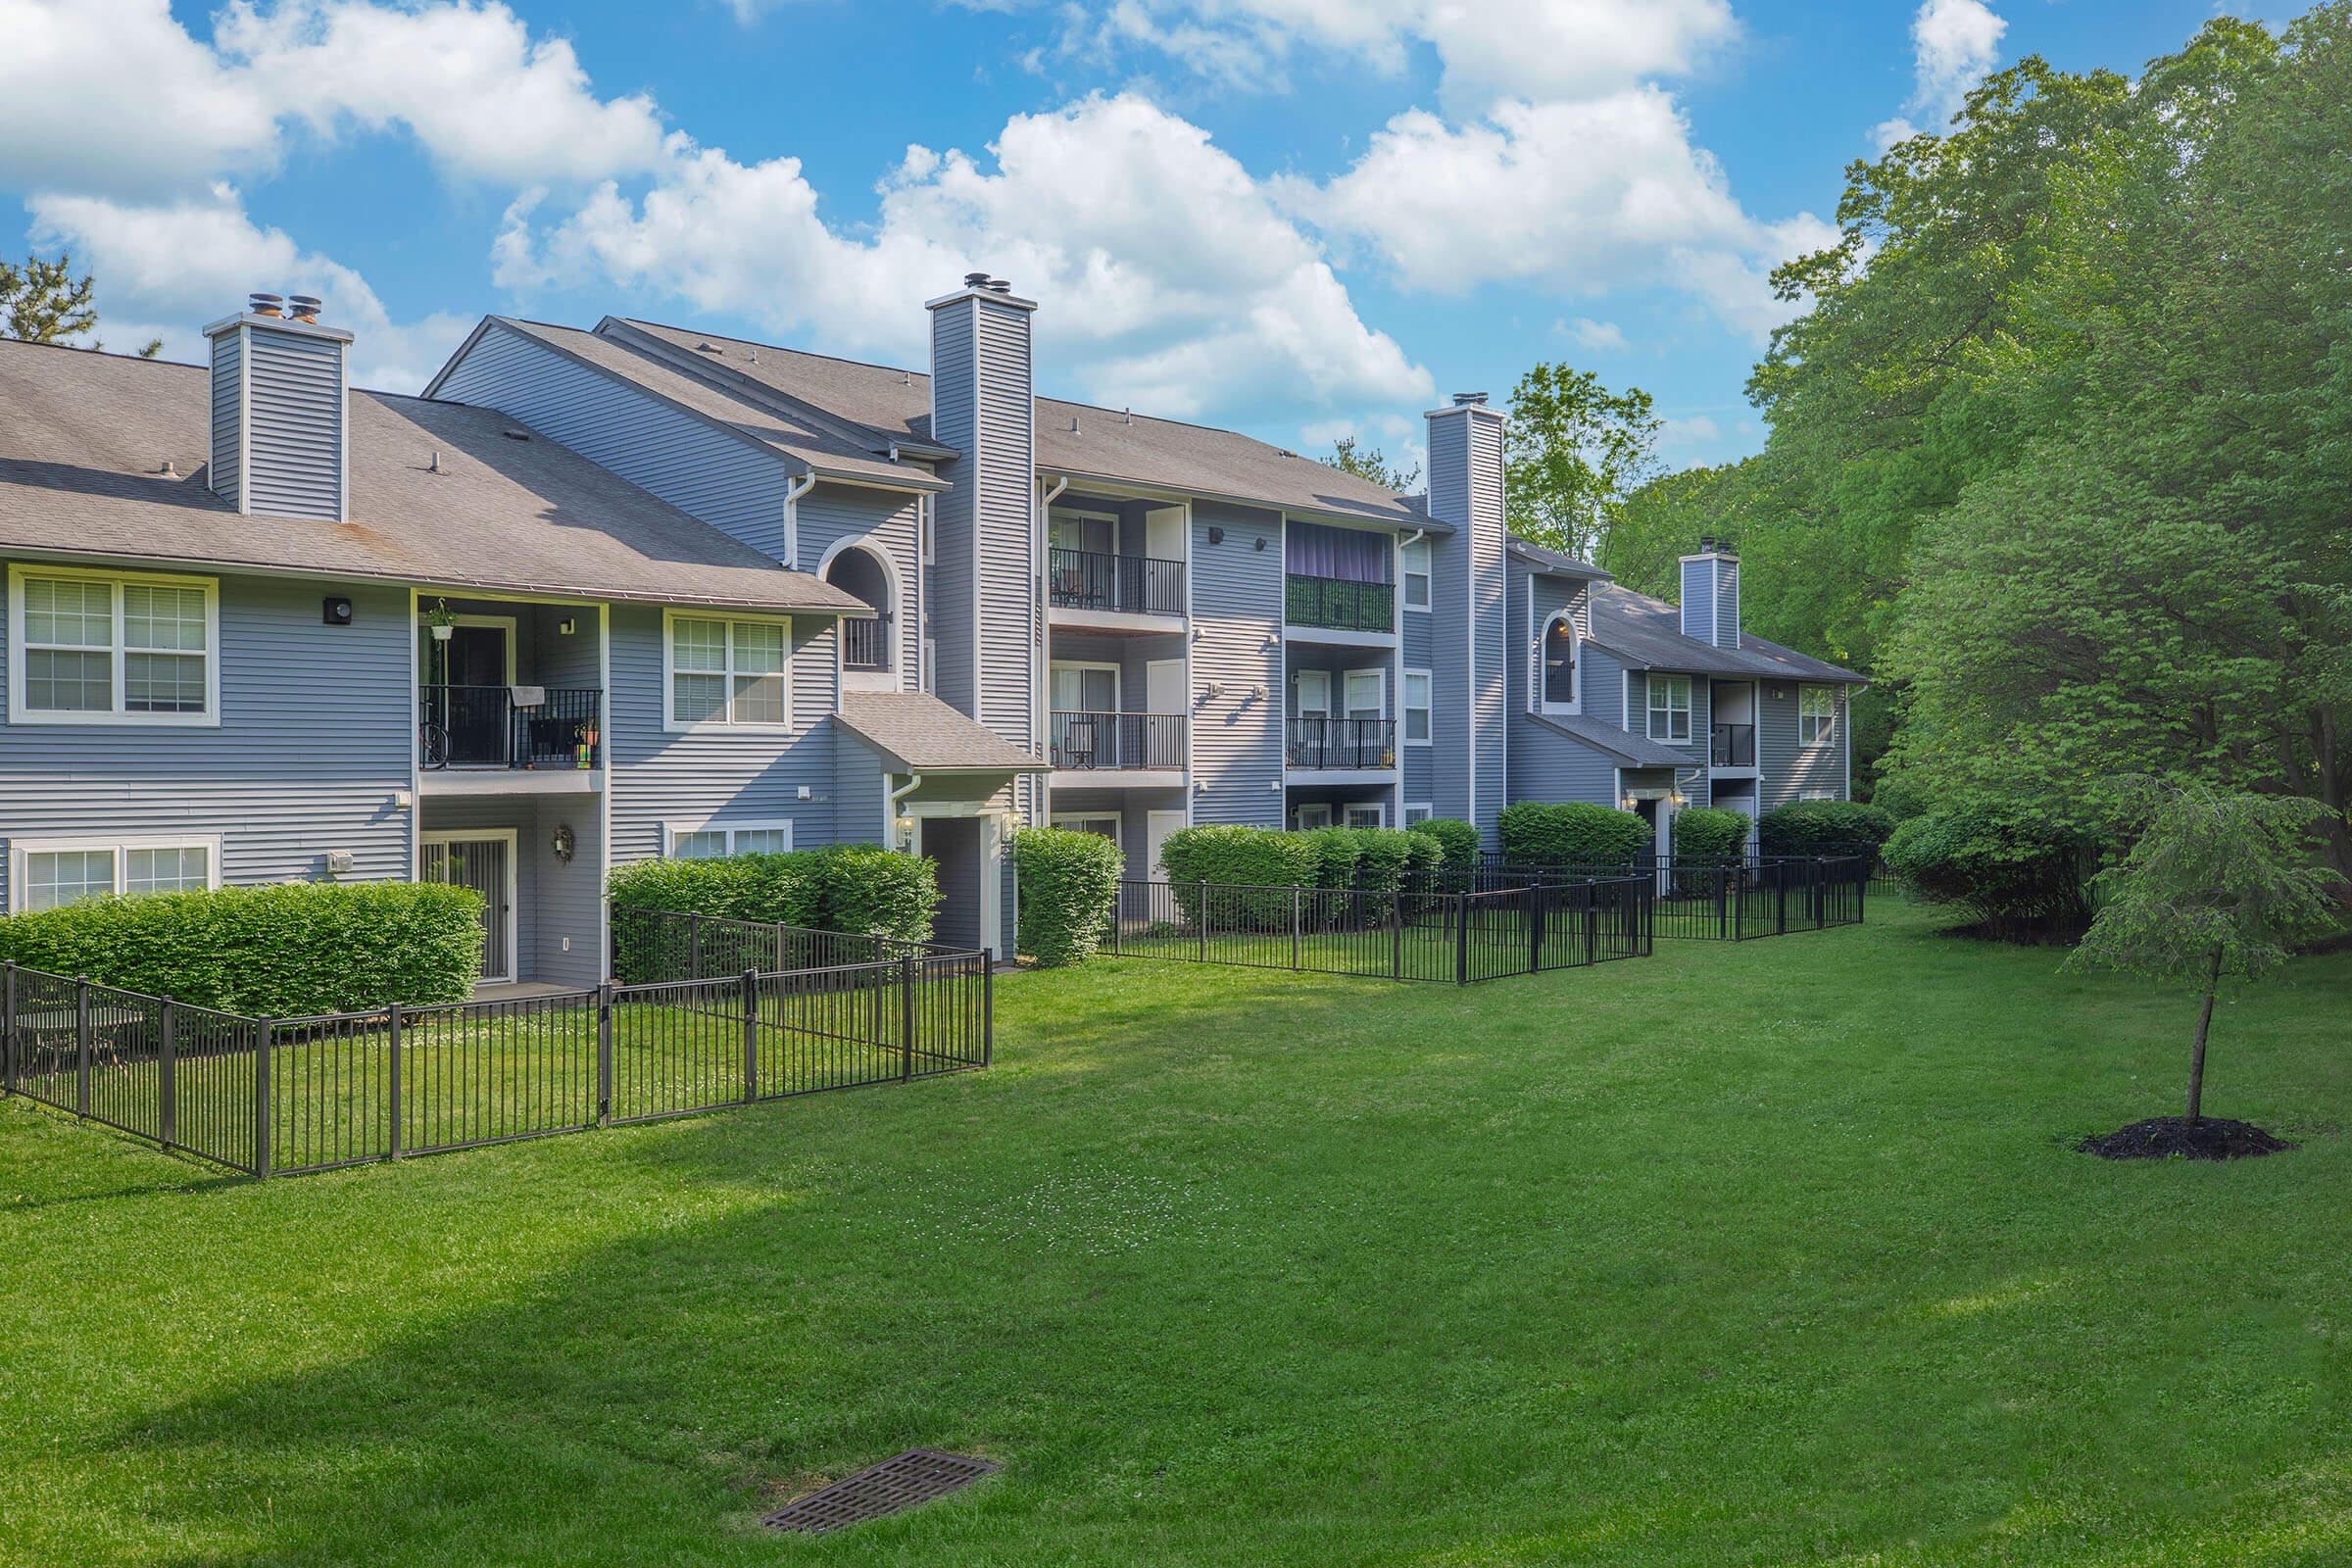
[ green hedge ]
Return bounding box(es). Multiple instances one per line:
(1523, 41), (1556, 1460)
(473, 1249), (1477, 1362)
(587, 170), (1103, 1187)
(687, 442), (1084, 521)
(1672, 806), (1751, 860)
(1303, 827), (1362, 889)
(1009, 828), (1125, 966)
(0, 881), (484, 1016)
(1883, 804), (2098, 941)
(1408, 816), (1480, 871)
(1757, 800), (1898, 858)
(1497, 802), (1650, 867)
(607, 845), (939, 943)
(1159, 825), (1320, 890)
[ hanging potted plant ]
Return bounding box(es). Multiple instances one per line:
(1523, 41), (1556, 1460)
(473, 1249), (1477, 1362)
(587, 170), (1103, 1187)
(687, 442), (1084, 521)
(423, 599), (460, 641)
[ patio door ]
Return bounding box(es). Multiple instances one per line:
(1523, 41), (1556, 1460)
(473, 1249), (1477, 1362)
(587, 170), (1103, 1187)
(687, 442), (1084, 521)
(422, 830), (515, 984)
(430, 622), (512, 765)
(1294, 669), (1330, 718)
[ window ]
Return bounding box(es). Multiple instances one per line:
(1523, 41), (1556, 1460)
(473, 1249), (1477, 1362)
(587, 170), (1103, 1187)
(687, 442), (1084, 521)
(665, 612), (791, 729)
(1401, 539), (1432, 611)
(1403, 668), (1432, 744)
(1540, 612), (1578, 711)
(1646, 673), (1692, 743)
(920, 498), (935, 565)
(1052, 813), (1121, 845)
(9, 566), (218, 725)
(665, 820), (795, 858)
(1403, 802), (1433, 826)
(922, 634), (938, 694)
(1343, 668), (1383, 721)
(1344, 802), (1386, 829)
(9, 836), (218, 911)
(1292, 803), (1334, 830)
(1799, 684), (1837, 747)
(1049, 662), (1119, 714)
(1049, 509), (1116, 557)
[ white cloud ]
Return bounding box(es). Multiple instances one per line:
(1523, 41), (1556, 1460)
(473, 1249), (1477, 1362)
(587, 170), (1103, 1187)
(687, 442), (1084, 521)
(1874, 0), (2005, 148)
(28, 186), (472, 389)
(501, 93), (1433, 416)
(1556, 317), (1629, 352)
(0, 0), (667, 198)
(1658, 413), (1721, 449)
(1281, 93), (1833, 342)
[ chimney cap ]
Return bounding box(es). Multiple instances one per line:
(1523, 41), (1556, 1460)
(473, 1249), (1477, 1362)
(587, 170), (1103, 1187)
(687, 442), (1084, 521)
(287, 293), (322, 322)
(248, 291), (284, 317)
(984, 277), (1012, 293)
(962, 270), (991, 288)
(1452, 391), (1489, 407)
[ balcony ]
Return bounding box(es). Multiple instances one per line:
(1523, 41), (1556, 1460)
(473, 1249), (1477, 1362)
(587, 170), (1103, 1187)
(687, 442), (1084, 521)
(419, 685), (602, 792)
(1049, 547), (1184, 620)
(1050, 711), (1187, 780)
(1711, 721), (1756, 768)
(1287, 716), (1396, 771)
(841, 613), (890, 671)
(1286, 573), (1394, 635)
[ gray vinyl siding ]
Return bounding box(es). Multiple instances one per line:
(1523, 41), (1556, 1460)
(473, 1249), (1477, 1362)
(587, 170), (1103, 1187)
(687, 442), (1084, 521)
(244, 327), (346, 520)
(1714, 561), (1740, 649)
(209, 330), (241, 505)
(802, 483), (921, 681)
(1427, 528), (1470, 826)
(1759, 681), (1849, 809)
(1584, 645), (1629, 729)
(926, 307), (979, 715)
(1630, 666), (1712, 796)
(973, 301), (1038, 767)
(834, 730), (890, 844)
(0, 567), (411, 909)
(1680, 560), (1715, 646)
(1047, 630), (1182, 717)
(1188, 501), (1282, 826)
(1426, 407), (1507, 842)
(529, 794), (603, 986)
(604, 603), (839, 865)
(433, 321), (793, 563)
(1504, 564), (1615, 808)
(1466, 418), (1507, 842)
(1401, 598), (1436, 808)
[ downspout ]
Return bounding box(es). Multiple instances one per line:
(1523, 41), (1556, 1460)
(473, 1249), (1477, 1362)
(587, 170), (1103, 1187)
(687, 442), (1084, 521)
(783, 470), (816, 568)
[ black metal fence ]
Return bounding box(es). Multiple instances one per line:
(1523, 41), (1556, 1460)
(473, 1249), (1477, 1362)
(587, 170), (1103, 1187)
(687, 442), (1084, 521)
(608, 905), (958, 984)
(1049, 710), (1188, 771)
(1458, 853), (1867, 940)
(1286, 716), (1397, 769)
(841, 614), (891, 671)
(1099, 875), (1651, 983)
(1049, 547), (1185, 616)
(2, 944), (992, 1177)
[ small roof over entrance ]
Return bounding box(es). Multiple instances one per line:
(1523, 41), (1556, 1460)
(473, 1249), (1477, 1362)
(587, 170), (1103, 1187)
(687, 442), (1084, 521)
(836, 692), (1049, 774)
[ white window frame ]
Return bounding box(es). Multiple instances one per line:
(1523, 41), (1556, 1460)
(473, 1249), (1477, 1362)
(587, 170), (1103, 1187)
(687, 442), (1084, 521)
(1800, 789), (1838, 802)
(662, 609), (793, 732)
(1538, 611), (1580, 715)
(919, 496), (935, 565)
(7, 833), (221, 912)
(1048, 505), (1122, 558)
(922, 634), (938, 694)
(7, 564), (220, 727)
(1343, 800), (1387, 829)
(1342, 666), (1385, 721)
(1401, 539), (1432, 612)
(662, 818), (797, 858)
(1402, 667), (1433, 746)
(1798, 684), (1837, 748)
(1050, 812), (1123, 846)
(1403, 802), (1434, 826)
(1292, 803), (1335, 830)
(1646, 673), (1692, 744)
(1048, 660), (1121, 715)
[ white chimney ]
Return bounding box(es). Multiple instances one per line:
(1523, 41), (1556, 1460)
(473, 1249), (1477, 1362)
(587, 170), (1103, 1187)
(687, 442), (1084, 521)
(206, 291), (353, 520)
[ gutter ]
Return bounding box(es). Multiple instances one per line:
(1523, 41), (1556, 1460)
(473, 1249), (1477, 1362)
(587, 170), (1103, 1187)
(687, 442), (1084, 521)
(783, 469), (815, 568)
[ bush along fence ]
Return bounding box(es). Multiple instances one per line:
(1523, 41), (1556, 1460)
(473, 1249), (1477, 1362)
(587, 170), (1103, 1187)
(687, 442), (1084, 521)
(1458, 853), (1869, 941)
(1099, 874), (1652, 983)
(1, 926), (991, 1177)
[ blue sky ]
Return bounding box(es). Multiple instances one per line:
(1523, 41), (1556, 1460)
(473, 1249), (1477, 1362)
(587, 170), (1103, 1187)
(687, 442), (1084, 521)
(2, 0), (2242, 476)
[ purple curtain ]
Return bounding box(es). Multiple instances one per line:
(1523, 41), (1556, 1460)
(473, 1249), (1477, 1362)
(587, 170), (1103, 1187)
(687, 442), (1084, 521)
(1286, 520), (1391, 583)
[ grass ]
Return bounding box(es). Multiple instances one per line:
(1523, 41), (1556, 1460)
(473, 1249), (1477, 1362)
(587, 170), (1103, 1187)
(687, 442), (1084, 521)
(1, 901), (2346, 1565)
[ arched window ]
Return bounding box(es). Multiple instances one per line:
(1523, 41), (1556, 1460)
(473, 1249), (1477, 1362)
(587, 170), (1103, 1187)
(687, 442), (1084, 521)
(1541, 612), (1578, 710)
(822, 544), (895, 673)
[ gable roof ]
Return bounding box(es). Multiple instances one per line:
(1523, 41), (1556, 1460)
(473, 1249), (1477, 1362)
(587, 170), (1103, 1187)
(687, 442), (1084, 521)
(1531, 710), (1690, 768)
(1585, 582), (1865, 684)
(835, 691), (1048, 772)
(1506, 537), (1611, 581)
(0, 338), (866, 613)
(604, 317), (1437, 532)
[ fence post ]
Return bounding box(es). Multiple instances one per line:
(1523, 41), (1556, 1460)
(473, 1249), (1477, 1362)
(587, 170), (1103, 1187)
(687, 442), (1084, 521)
(2, 961), (15, 1098)
(1291, 886), (1302, 971)
(982, 952), (995, 1068)
(252, 1018), (273, 1179)
(1197, 880), (1209, 962)
(159, 1001), (178, 1150)
(1777, 866), (1789, 936)
(387, 1002), (404, 1160)
(689, 911), (704, 979)
(899, 952), (916, 1083)
(75, 976), (91, 1116)
(1454, 895), (1470, 985)
(1528, 887), (1544, 975)
(1391, 893), (1404, 980)
(596, 981), (613, 1127)
(742, 967), (760, 1103)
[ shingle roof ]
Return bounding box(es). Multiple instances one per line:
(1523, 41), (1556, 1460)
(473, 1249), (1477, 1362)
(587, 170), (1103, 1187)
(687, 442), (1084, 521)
(835, 692), (1048, 772)
(478, 318), (941, 491)
(1531, 711), (1691, 769)
(1586, 584), (1866, 684)
(607, 318), (1436, 531)
(1506, 537), (1611, 580)
(0, 339), (867, 612)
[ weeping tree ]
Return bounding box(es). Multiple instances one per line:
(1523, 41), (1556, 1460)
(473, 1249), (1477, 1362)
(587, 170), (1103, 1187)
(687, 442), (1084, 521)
(2065, 782), (2343, 1143)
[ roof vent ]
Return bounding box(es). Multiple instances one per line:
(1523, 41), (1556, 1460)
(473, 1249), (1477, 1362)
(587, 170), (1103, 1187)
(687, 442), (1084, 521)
(159, 458), (177, 476)
(963, 271), (991, 288)
(1452, 391), (1488, 408)
(287, 294), (322, 323)
(501, 429), (532, 442)
(748, 346), (759, 364)
(696, 340), (719, 353)
(984, 277), (1012, 294)
(1122, 407), (1132, 423)
(247, 291), (284, 318)
(428, 450), (443, 474)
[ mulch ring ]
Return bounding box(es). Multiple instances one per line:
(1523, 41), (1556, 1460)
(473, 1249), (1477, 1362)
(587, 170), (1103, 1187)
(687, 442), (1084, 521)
(2079, 1116), (2294, 1161)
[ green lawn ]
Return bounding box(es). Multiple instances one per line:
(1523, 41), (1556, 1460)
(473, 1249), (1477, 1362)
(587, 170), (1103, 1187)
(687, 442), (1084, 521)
(2, 902), (2346, 1566)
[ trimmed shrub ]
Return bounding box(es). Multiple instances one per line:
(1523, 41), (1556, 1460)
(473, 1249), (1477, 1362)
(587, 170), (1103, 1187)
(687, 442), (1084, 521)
(819, 845), (940, 943)
(607, 845), (938, 944)
(1398, 828), (1445, 888)
(0, 880), (483, 1016)
(1303, 827), (1362, 889)
(1883, 804), (2099, 942)
(1672, 806), (1751, 861)
(1159, 825), (1320, 890)
(1009, 827), (1124, 966)
(1408, 816), (1480, 872)
(1498, 801), (1650, 868)
(1758, 799), (1898, 858)
(1348, 829), (1423, 899)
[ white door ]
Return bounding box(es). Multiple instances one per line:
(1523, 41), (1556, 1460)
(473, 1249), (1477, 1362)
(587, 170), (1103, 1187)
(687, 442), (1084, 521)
(1146, 658), (1184, 713)
(1145, 505), (1184, 564)
(1145, 809), (1186, 881)
(1294, 669), (1331, 716)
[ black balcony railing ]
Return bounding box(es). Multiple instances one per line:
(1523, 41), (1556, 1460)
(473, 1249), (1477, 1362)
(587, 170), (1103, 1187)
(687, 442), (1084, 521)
(1286, 573), (1394, 633)
(419, 685), (601, 770)
(1049, 548), (1185, 616)
(1287, 716), (1396, 770)
(841, 614), (890, 671)
(1049, 711), (1188, 771)
(1711, 721), (1755, 767)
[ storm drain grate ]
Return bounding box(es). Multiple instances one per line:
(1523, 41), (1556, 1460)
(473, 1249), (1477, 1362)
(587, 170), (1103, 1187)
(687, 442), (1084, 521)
(760, 1448), (999, 1534)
